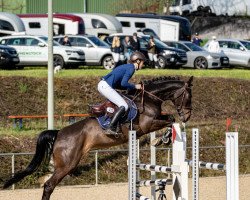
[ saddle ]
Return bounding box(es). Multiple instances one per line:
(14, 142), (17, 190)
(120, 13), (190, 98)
(89, 96), (138, 130)
(89, 100), (117, 118)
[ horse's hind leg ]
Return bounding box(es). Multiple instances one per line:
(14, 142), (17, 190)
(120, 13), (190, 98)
(42, 168), (68, 200)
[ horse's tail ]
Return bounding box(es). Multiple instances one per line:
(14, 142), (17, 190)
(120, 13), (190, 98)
(3, 129), (58, 189)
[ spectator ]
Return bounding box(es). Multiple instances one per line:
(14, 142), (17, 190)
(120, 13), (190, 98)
(131, 32), (140, 52)
(147, 35), (158, 68)
(111, 36), (123, 68)
(192, 32), (203, 46)
(62, 35), (71, 46)
(122, 36), (133, 63)
(208, 36), (220, 53)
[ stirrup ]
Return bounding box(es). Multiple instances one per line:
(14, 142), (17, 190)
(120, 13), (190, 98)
(105, 128), (122, 138)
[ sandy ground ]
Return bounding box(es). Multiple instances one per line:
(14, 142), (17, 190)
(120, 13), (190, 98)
(0, 175), (249, 200)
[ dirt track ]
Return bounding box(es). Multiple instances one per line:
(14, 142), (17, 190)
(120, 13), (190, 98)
(0, 175), (249, 200)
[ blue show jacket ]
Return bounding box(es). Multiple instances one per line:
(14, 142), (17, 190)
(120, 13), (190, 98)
(102, 64), (136, 90)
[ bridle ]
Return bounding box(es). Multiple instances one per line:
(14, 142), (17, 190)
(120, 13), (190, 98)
(173, 83), (192, 118)
(132, 83), (192, 118)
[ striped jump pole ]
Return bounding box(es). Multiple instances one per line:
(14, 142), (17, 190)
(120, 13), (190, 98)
(136, 179), (173, 187)
(137, 164), (172, 173)
(136, 193), (150, 200)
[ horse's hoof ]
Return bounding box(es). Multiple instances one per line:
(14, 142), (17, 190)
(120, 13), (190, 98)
(151, 137), (163, 147)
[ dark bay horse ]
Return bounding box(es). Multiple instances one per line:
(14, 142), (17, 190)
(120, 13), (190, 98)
(3, 76), (193, 200)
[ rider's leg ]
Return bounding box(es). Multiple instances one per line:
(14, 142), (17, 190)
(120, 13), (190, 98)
(98, 80), (128, 134)
(108, 106), (125, 133)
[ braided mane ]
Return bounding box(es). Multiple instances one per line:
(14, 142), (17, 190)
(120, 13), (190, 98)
(142, 76), (180, 85)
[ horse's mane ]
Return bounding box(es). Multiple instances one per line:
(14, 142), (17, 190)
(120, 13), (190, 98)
(142, 76), (181, 85)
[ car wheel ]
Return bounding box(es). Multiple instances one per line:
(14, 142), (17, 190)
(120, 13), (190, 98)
(157, 56), (166, 69)
(102, 55), (114, 70)
(53, 55), (64, 68)
(194, 56), (208, 69)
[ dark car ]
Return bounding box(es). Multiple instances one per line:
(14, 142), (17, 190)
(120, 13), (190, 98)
(0, 45), (19, 69)
(104, 34), (187, 68)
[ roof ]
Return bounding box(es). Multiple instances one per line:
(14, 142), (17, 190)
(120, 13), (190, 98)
(18, 14), (83, 22)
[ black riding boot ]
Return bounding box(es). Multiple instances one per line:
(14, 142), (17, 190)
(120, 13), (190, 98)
(106, 106), (125, 135)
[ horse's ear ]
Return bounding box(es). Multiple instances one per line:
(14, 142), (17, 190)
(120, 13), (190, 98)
(187, 76), (193, 87)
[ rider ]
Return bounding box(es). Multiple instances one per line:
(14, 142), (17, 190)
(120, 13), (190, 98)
(98, 51), (146, 135)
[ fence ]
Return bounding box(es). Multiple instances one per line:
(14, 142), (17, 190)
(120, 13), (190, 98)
(0, 145), (250, 189)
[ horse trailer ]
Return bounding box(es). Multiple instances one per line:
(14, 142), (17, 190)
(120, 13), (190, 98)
(18, 13), (85, 36)
(169, 0), (250, 16)
(116, 13), (191, 41)
(0, 12), (26, 36)
(71, 13), (122, 38)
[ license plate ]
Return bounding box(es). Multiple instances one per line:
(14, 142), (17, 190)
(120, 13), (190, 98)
(12, 57), (19, 62)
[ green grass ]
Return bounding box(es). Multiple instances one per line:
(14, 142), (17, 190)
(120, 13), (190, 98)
(0, 67), (250, 80)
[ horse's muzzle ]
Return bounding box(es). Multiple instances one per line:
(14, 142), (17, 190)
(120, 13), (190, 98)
(179, 109), (192, 123)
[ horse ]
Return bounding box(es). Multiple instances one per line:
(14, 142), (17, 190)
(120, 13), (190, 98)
(3, 76), (193, 200)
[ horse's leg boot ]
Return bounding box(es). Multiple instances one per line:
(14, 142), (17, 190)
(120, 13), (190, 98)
(105, 106), (125, 136)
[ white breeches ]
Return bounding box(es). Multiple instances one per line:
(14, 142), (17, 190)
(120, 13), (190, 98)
(112, 52), (120, 62)
(148, 53), (158, 62)
(98, 80), (129, 111)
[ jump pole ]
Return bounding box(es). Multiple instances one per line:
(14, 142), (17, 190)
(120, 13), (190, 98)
(191, 129), (239, 200)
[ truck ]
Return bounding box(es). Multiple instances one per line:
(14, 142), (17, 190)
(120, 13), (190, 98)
(18, 13), (85, 36)
(169, 0), (250, 16)
(115, 13), (191, 41)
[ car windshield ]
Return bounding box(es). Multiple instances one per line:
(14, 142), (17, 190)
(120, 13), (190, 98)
(88, 36), (108, 47)
(183, 42), (204, 51)
(39, 36), (60, 46)
(240, 40), (250, 50)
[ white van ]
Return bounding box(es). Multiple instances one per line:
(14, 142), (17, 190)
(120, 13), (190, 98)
(0, 12), (25, 36)
(71, 13), (122, 38)
(18, 13), (85, 36)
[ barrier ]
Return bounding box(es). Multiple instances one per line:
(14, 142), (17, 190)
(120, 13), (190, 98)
(128, 123), (239, 200)
(128, 123), (188, 200)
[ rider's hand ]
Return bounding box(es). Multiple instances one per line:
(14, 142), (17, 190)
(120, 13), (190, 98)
(135, 84), (142, 90)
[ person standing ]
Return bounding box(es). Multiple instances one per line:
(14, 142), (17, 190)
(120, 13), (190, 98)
(208, 36), (220, 53)
(192, 33), (203, 46)
(122, 36), (133, 63)
(147, 35), (158, 68)
(97, 52), (146, 135)
(62, 35), (71, 46)
(111, 36), (123, 68)
(131, 32), (140, 52)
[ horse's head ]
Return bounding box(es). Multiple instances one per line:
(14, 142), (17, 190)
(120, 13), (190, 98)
(142, 76), (193, 123)
(172, 76), (193, 123)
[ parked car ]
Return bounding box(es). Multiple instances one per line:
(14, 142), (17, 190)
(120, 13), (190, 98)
(203, 39), (250, 68)
(0, 35), (85, 68)
(164, 41), (229, 69)
(54, 35), (114, 69)
(0, 44), (19, 69)
(104, 34), (187, 68)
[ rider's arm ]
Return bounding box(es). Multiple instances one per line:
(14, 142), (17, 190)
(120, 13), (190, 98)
(121, 68), (135, 90)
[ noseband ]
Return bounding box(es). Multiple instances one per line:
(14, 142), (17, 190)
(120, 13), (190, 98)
(174, 83), (192, 118)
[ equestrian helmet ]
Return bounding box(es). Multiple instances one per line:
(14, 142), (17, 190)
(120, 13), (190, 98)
(130, 51), (146, 63)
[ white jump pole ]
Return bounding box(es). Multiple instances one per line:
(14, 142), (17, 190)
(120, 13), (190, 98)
(226, 132), (239, 200)
(192, 128), (199, 200)
(172, 123), (189, 200)
(129, 130), (137, 200)
(150, 132), (156, 200)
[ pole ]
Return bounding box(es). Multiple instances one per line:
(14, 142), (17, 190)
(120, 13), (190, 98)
(192, 128), (199, 200)
(150, 132), (156, 200)
(83, 0), (87, 13)
(48, 0), (54, 130)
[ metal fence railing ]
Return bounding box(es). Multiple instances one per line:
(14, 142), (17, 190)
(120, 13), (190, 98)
(0, 145), (249, 190)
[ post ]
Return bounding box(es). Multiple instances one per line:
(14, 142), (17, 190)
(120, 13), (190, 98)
(150, 132), (156, 200)
(192, 128), (199, 200)
(129, 130), (137, 200)
(172, 123), (188, 200)
(47, 0), (54, 130)
(11, 154), (15, 190)
(95, 151), (98, 185)
(226, 132), (239, 200)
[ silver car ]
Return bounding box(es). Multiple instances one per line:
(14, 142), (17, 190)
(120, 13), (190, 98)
(164, 41), (229, 69)
(54, 35), (114, 69)
(204, 39), (250, 68)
